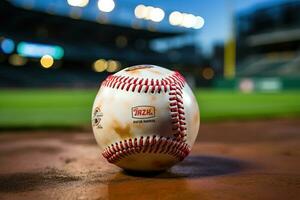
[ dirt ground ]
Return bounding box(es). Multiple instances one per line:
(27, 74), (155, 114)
(0, 118), (299, 200)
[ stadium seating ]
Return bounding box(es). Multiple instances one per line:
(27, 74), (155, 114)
(237, 53), (300, 77)
(0, 64), (106, 88)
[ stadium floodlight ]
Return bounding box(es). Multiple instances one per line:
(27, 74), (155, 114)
(169, 11), (183, 26)
(134, 5), (165, 22)
(98, 0), (115, 13)
(193, 16), (205, 29)
(144, 6), (154, 20)
(149, 7), (165, 22)
(93, 59), (108, 72)
(106, 60), (120, 72)
(0, 38), (15, 54)
(17, 42), (64, 59)
(67, 0), (89, 8)
(181, 13), (195, 28)
(40, 55), (54, 68)
(169, 11), (205, 29)
(134, 4), (147, 19)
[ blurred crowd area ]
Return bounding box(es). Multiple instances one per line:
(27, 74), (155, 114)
(0, 0), (300, 91)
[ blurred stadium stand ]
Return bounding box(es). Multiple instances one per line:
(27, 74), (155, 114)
(0, 63), (102, 88)
(0, 0), (204, 88)
(235, 1), (300, 78)
(2, 0), (300, 89)
(237, 53), (300, 77)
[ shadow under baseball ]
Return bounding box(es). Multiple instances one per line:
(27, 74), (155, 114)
(122, 155), (247, 179)
(105, 155), (247, 199)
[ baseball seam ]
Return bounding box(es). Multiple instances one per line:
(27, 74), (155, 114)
(102, 135), (190, 163)
(100, 71), (188, 162)
(169, 83), (187, 141)
(101, 71), (185, 94)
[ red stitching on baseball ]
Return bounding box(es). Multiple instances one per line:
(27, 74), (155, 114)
(101, 72), (183, 94)
(102, 135), (190, 163)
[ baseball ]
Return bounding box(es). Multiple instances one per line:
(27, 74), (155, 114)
(92, 65), (200, 171)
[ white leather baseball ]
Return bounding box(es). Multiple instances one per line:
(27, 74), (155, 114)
(92, 65), (200, 171)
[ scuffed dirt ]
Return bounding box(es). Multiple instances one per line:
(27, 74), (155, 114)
(0, 118), (299, 200)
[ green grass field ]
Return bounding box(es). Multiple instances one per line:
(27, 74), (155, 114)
(0, 89), (300, 128)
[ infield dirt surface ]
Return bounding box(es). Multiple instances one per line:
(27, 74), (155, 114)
(0, 118), (299, 200)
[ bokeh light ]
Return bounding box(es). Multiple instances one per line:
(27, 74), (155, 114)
(149, 8), (165, 22)
(144, 6), (154, 20)
(67, 0), (89, 7)
(169, 11), (183, 26)
(40, 55), (54, 68)
(202, 67), (214, 80)
(134, 4), (147, 19)
(115, 35), (128, 48)
(98, 0), (115, 13)
(194, 16), (205, 29)
(17, 42), (64, 59)
(182, 14), (195, 28)
(169, 11), (204, 29)
(93, 59), (108, 72)
(239, 79), (254, 93)
(8, 54), (27, 66)
(134, 5), (165, 22)
(106, 60), (120, 72)
(1, 38), (15, 54)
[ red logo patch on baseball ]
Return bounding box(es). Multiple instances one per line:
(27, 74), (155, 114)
(132, 106), (155, 119)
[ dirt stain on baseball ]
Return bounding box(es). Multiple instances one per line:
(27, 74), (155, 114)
(112, 121), (132, 139)
(148, 68), (163, 75)
(150, 95), (157, 102)
(125, 68), (142, 75)
(193, 112), (200, 125)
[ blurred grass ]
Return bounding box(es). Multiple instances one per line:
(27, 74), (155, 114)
(0, 89), (95, 128)
(0, 89), (300, 128)
(196, 90), (300, 120)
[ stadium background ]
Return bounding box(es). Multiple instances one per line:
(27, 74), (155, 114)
(0, 0), (299, 199)
(1, 0), (300, 128)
